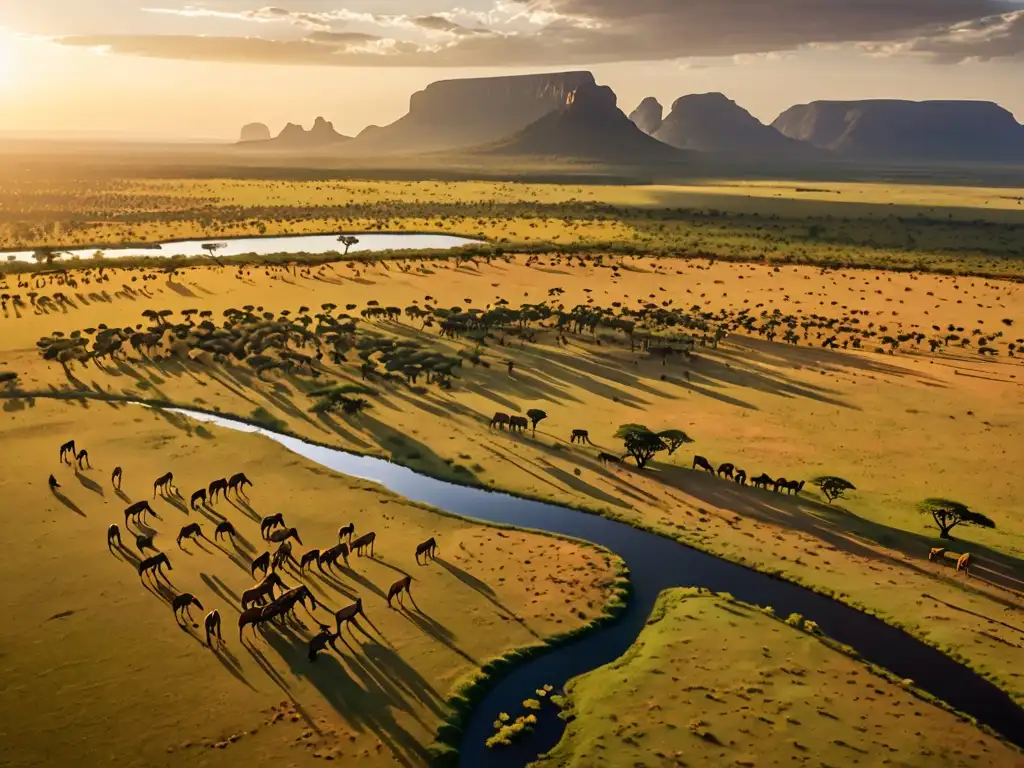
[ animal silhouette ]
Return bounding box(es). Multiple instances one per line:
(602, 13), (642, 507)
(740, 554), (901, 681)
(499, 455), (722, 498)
(318, 542), (349, 572)
(124, 500), (154, 525)
(172, 592), (204, 624)
(153, 472), (174, 498)
(351, 531), (376, 557)
(189, 489), (207, 510)
(49, 474), (60, 491)
(957, 553), (971, 575)
(136, 532), (158, 554)
(177, 523), (204, 546)
(272, 541), (294, 571)
(338, 523), (355, 543)
(308, 627), (340, 662)
(228, 472), (253, 497)
(415, 537), (439, 564)
(268, 527), (302, 545)
(138, 552), (172, 579)
(107, 524), (122, 549)
(509, 416), (529, 433)
(734, 469), (747, 486)
(251, 551), (271, 578)
(59, 440), (76, 464)
(75, 450), (91, 470)
(692, 455), (715, 473)
(387, 575), (413, 608)
(214, 521), (236, 541)
(242, 572), (285, 609)
(208, 478), (228, 501)
(717, 463), (734, 479)
(489, 412), (511, 430)
(260, 513), (286, 539)
(299, 549), (321, 572)
(570, 429), (593, 445)
(928, 548), (972, 576)
(780, 479), (805, 495)
(334, 598), (365, 633)
(238, 606), (268, 641)
(751, 473), (774, 489)
(597, 452), (622, 465)
(111, 466), (122, 489)
(204, 610), (223, 646)
(270, 585), (318, 618)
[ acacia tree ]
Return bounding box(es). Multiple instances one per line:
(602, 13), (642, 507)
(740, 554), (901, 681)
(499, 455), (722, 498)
(526, 408), (548, 435)
(918, 498), (995, 540)
(615, 424), (667, 470)
(657, 429), (693, 455)
(812, 476), (856, 504)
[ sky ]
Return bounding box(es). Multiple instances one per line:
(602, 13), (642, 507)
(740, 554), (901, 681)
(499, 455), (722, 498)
(1, 0), (1023, 140)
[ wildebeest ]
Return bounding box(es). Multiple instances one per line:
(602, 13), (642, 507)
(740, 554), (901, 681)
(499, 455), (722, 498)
(190, 489), (207, 510)
(204, 610), (223, 646)
(138, 552), (172, 579)
(734, 469), (747, 486)
(692, 455), (715, 473)
(75, 450), (91, 470)
(415, 537), (438, 564)
(153, 472), (174, 498)
(299, 549), (321, 572)
(260, 513), (286, 539)
(208, 478), (228, 501)
(387, 575), (413, 608)
(351, 531), (376, 557)
(597, 452), (622, 465)
(251, 551), (271, 578)
(268, 527), (302, 545)
(242, 572), (285, 609)
(489, 412), (511, 430)
(334, 598), (365, 632)
(172, 592), (203, 624)
(111, 466), (123, 489)
(228, 472), (253, 497)
(136, 532), (158, 554)
(214, 521), (236, 541)
(107, 524), (122, 549)
(338, 523), (355, 543)
(509, 416), (529, 433)
(124, 500), (155, 525)
(570, 429), (593, 445)
(318, 542), (349, 572)
(177, 522), (204, 547)
(717, 463), (734, 479)
(59, 440), (76, 464)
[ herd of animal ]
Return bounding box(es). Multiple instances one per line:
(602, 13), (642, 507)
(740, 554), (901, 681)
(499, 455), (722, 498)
(691, 455), (806, 494)
(55, 440), (441, 662)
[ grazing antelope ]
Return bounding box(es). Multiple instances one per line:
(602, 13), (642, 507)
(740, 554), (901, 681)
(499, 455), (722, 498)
(780, 479), (805, 495)
(957, 553), (971, 575)
(251, 551), (271, 578)
(172, 592), (204, 624)
(751, 473), (774, 489)
(338, 523), (355, 543)
(734, 469), (747, 486)
(334, 598), (365, 633)
(300, 549), (321, 572)
(242, 572), (285, 609)
(136, 532), (158, 554)
(153, 472), (174, 498)
(308, 627), (339, 662)
(111, 466), (122, 490)
(272, 541), (294, 571)
(238, 605), (269, 641)
(387, 575), (413, 608)
(773, 477), (789, 493)
(692, 455), (715, 473)
(49, 474), (61, 491)
(208, 478), (228, 501)
(124, 500), (154, 525)
(415, 537), (438, 564)
(268, 585), (317, 620)
(928, 547), (946, 561)
(59, 440), (76, 464)
(268, 527), (303, 545)
(597, 452), (622, 465)
(189, 489), (207, 510)
(204, 610), (223, 646)
(75, 450), (91, 470)
(177, 523), (205, 546)
(489, 412), (511, 430)
(351, 532), (376, 557)
(214, 520), (236, 541)
(107, 524), (122, 549)
(570, 429), (593, 445)
(228, 473), (253, 497)
(260, 513), (286, 539)
(138, 552), (172, 579)
(717, 462), (734, 479)
(318, 542), (349, 572)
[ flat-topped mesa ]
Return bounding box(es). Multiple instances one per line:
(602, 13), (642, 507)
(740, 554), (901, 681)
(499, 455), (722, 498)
(239, 122), (271, 142)
(352, 71), (598, 154)
(629, 97), (664, 135)
(772, 99), (1024, 161)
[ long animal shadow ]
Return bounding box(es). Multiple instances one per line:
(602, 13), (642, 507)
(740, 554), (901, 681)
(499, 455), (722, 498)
(435, 557), (540, 638)
(50, 488), (85, 517)
(74, 469), (104, 497)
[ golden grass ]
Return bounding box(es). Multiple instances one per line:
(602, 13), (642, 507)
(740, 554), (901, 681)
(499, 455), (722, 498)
(0, 397), (618, 768)
(534, 589), (1023, 768)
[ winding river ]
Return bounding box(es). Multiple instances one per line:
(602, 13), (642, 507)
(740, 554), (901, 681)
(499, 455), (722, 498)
(171, 408), (1024, 765)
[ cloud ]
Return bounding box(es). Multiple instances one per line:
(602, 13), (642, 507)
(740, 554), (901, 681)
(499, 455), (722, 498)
(60, 1), (1024, 67)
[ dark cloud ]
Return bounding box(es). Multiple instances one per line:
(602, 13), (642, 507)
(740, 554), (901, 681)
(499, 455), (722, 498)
(57, 1), (1024, 66)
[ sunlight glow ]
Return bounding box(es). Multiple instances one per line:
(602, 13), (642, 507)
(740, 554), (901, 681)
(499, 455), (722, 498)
(0, 35), (20, 89)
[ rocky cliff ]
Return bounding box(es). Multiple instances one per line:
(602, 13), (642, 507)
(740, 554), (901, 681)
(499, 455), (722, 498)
(628, 97), (664, 135)
(241, 117), (350, 148)
(654, 93), (811, 156)
(239, 122), (271, 143)
(351, 71), (597, 154)
(772, 100), (1024, 161)
(480, 81), (686, 163)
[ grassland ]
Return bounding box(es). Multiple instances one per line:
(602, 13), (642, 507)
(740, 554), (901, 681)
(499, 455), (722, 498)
(534, 589), (1023, 768)
(2, 174), (1024, 277)
(0, 396), (620, 768)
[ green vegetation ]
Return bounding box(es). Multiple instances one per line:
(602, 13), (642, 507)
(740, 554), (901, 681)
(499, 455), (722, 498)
(813, 476), (857, 504)
(918, 498), (996, 539)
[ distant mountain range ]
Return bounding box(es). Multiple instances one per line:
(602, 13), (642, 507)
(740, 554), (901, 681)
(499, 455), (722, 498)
(238, 72), (1024, 165)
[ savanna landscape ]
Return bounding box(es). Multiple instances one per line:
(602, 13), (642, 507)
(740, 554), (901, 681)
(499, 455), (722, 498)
(1, 160), (1022, 768)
